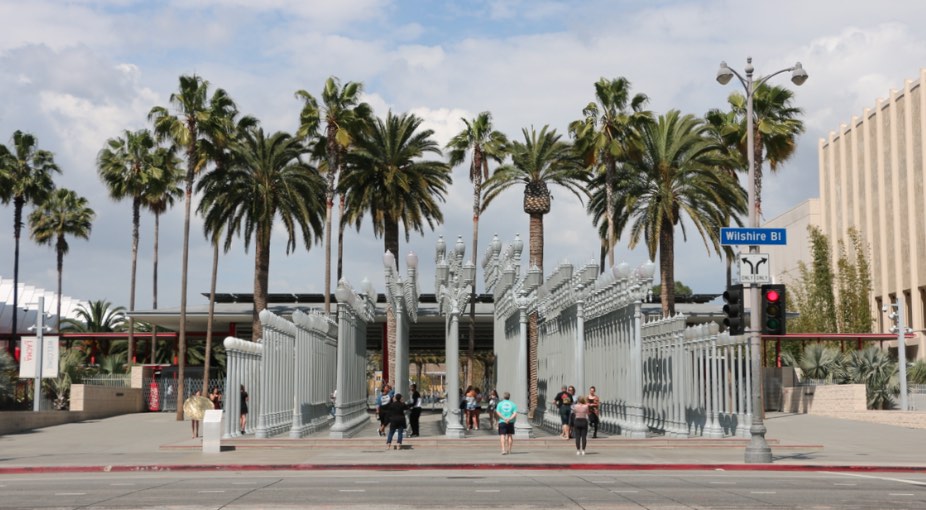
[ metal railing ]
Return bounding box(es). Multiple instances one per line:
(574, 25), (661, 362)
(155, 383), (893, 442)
(81, 374), (132, 387)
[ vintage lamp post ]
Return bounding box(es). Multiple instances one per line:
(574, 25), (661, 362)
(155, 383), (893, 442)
(383, 250), (419, 397)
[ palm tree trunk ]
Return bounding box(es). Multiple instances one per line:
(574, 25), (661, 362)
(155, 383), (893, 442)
(337, 195), (346, 282)
(384, 215), (399, 387)
(659, 219), (675, 317)
(11, 197), (23, 354)
(128, 198), (139, 368)
(528, 212), (544, 415)
(176, 155), (194, 422)
(151, 212), (159, 363)
(605, 157), (616, 267)
(754, 130), (764, 220)
(55, 236), (64, 332)
(467, 173), (481, 388)
(203, 239), (218, 391)
(323, 129), (338, 316)
(253, 225), (271, 342)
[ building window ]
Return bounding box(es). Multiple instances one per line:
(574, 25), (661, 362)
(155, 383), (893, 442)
(904, 290), (913, 331)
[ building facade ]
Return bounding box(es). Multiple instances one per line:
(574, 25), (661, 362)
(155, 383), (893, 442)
(818, 68), (926, 359)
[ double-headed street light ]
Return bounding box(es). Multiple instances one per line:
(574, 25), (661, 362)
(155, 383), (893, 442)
(383, 249), (419, 398)
(716, 56), (808, 464)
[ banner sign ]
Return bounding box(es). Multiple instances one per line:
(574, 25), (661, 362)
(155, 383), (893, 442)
(18, 336), (60, 379)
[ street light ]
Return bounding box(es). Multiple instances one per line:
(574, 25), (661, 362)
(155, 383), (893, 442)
(383, 249), (419, 397)
(716, 56), (808, 464)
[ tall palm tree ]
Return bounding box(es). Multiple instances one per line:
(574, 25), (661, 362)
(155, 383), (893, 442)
(60, 300), (126, 363)
(341, 112), (451, 385)
(0, 131), (59, 349)
(198, 127), (325, 339)
(197, 109), (256, 387)
(482, 125), (589, 414)
(143, 146), (183, 362)
(446, 111), (508, 387)
(97, 128), (157, 366)
(149, 75), (235, 420)
(613, 111), (746, 316)
(295, 77), (372, 315)
(704, 107), (747, 287)
(725, 83), (805, 218)
(28, 188), (95, 328)
(569, 77), (651, 268)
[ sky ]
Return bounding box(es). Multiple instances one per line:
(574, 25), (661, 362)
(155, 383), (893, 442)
(2, 0), (926, 314)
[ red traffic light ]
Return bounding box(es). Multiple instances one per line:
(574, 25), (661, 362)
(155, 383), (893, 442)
(766, 289), (780, 302)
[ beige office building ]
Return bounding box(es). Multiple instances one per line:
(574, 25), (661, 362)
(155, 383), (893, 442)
(816, 68), (926, 359)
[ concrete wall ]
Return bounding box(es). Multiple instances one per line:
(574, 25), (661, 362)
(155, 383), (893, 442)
(69, 384), (144, 413)
(781, 383), (926, 429)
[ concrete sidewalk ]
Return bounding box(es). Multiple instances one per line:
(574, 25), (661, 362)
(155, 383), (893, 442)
(0, 411), (924, 473)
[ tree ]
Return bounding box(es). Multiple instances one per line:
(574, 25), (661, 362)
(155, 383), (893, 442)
(569, 77), (651, 268)
(0, 131), (60, 348)
(295, 77), (372, 315)
(28, 188), (95, 328)
(446, 111), (508, 387)
(60, 300), (127, 363)
(97, 128), (156, 365)
(611, 111), (745, 316)
(142, 146), (183, 362)
(149, 75), (235, 421)
(835, 228), (873, 333)
(198, 127), (325, 339)
(341, 111), (451, 385)
(725, 84), (805, 219)
(482, 125), (589, 413)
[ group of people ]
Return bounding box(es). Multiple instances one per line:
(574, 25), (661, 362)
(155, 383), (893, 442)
(375, 383), (423, 450)
(554, 385), (601, 455)
(187, 385), (250, 439)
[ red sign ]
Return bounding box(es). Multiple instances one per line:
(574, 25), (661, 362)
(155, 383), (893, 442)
(148, 381), (160, 411)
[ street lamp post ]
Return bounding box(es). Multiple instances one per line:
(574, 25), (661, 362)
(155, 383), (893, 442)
(384, 250), (419, 398)
(716, 56), (808, 463)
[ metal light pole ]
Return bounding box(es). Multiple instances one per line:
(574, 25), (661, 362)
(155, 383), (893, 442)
(384, 250), (419, 398)
(33, 295), (45, 412)
(885, 299), (910, 411)
(716, 56), (808, 463)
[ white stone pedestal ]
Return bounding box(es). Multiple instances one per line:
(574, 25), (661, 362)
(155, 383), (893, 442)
(203, 410), (223, 453)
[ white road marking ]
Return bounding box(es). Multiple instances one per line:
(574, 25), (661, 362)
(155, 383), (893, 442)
(475, 489), (500, 493)
(710, 481), (737, 485)
(751, 491), (776, 494)
(890, 493), (915, 496)
(590, 480), (614, 484)
(110, 483), (135, 486)
(830, 472), (926, 488)
(55, 493), (86, 496)
(198, 490), (225, 493)
(611, 490), (639, 494)
(340, 489), (366, 493)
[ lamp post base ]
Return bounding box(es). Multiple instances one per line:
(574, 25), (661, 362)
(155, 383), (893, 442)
(744, 423), (773, 463)
(444, 409), (466, 438)
(514, 421), (533, 439)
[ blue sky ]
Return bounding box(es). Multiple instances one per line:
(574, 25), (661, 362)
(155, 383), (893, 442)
(2, 0), (926, 312)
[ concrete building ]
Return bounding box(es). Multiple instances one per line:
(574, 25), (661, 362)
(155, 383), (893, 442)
(780, 68), (926, 359)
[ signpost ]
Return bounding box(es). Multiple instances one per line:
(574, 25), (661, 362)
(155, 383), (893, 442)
(738, 253), (770, 284)
(721, 227), (787, 246)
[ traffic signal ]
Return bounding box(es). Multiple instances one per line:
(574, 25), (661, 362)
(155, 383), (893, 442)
(761, 284), (787, 335)
(722, 284), (745, 335)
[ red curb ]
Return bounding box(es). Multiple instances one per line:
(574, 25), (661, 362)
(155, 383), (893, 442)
(2, 463), (926, 475)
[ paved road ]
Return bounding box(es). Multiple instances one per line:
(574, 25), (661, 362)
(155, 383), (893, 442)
(2, 469), (926, 509)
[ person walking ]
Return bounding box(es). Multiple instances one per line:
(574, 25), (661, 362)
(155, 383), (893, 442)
(554, 385), (574, 439)
(239, 385), (249, 434)
(383, 393), (410, 450)
(572, 396), (590, 455)
(376, 384), (394, 437)
(487, 390), (499, 428)
(587, 386), (601, 438)
(209, 387), (222, 410)
(495, 391), (517, 455)
(409, 383), (422, 437)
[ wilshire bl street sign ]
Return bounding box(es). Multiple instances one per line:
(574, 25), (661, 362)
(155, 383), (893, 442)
(720, 227), (787, 246)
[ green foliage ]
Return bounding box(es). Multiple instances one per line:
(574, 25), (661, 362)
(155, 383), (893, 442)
(908, 359), (926, 385)
(785, 343), (898, 410)
(790, 225), (873, 334)
(652, 281), (693, 297)
(0, 349), (16, 405)
(44, 347), (87, 410)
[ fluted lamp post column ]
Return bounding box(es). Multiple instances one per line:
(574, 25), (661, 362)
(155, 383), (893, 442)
(716, 56), (808, 464)
(435, 235), (473, 438)
(384, 249), (419, 398)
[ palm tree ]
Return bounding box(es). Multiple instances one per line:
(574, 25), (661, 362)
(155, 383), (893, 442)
(28, 188), (95, 329)
(60, 300), (127, 363)
(0, 131), (60, 348)
(724, 84), (805, 219)
(198, 127), (325, 339)
(143, 146), (183, 362)
(97, 128), (156, 365)
(482, 125), (589, 414)
(295, 77), (372, 315)
(569, 77), (651, 268)
(612, 111), (746, 316)
(446, 111), (508, 388)
(704, 108), (746, 287)
(197, 106), (257, 389)
(149, 75), (235, 420)
(341, 112), (451, 385)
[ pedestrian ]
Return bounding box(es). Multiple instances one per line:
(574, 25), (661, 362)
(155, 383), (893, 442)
(572, 396), (590, 455)
(554, 385), (574, 439)
(587, 386), (601, 438)
(189, 390), (203, 438)
(209, 387), (222, 410)
(495, 391), (517, 455)
(239, 385), (249, 434)
(487, 390), (499, 428)
(383, 393), (410, 450)
(408, 384), (422, 437)
(376, 384), (394, 437)
(464, 385), (478, 430)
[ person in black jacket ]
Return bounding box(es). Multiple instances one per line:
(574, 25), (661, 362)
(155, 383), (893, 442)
(383, 393), (411, 450)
